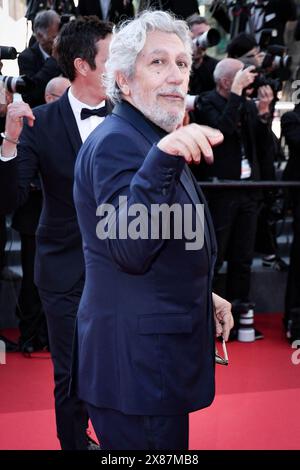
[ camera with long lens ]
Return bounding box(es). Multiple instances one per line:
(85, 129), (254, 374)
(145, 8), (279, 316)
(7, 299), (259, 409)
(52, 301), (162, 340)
(0, 75), (34, 94)
(60, 13), (76, 28)
(0, 45), (34, 95)
(260, 45), (292, 73)
(193, 28), (221, 49)
(249, 73), (281, 93)
(245, 29), (292, 94)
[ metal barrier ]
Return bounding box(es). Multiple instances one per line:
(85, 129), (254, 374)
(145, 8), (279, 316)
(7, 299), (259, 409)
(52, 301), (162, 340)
(198, 181), (300, 189)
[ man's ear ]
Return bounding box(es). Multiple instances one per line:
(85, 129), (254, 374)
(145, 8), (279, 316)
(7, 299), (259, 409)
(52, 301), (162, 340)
(74, 58), (90, 77)
(116, 71), (130, 96)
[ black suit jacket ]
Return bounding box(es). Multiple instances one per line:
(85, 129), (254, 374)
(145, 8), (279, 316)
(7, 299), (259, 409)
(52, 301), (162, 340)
(212, 0), (297, 44)
(77, 0), (134, 23)
(281, 106), (300, 181)
(0, 90), (85, 291)
(138, 0), (198, 19)
(18, 42), (62, 108)
(193, 90), (271, 182)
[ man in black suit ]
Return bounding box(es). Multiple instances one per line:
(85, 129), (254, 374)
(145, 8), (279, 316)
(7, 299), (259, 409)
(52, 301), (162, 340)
(14, 10), (63, 352)
(138, 1), (199, 19)
(0, 17), (113, 450)
(18, 9), (62, 108)
(187, 16), (219, 96)
(281, 105), (300, 343)
(212, 0), (297, 44)
(78, 0), (134, 23)
(194, 58), (274, 337)
(12, 77), (70, 354)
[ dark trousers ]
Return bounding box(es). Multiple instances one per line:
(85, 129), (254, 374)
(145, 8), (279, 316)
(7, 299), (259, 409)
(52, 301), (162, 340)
(17, 233), (47, 345)
(206, 189), (259, 302)
(0, 215), (7, 271)
(285, 190), (300, 337)
(86, 404), (189, 451)
(39, 277), (88, 450)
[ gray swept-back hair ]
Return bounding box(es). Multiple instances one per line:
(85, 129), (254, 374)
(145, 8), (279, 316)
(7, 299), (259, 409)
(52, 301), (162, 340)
(104, 10), (192, 104)
(33, 9), (60, 35)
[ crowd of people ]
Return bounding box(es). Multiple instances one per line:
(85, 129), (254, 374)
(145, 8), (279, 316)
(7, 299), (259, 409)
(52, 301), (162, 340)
(0, 0), (299, 451)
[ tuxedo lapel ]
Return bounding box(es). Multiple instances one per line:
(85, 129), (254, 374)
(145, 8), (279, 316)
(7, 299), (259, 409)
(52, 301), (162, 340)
(58, 90), (82, 156)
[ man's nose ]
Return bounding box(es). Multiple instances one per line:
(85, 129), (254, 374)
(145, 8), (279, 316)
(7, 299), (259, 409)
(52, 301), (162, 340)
(166, 62), (184, 84)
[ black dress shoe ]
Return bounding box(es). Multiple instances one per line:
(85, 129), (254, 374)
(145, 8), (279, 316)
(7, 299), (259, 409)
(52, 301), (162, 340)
(19, 337), (49, 354)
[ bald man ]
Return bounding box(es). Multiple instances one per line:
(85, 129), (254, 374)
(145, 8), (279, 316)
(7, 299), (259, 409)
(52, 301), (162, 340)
(193, 58), (274, 340)
(45, 77), (71, 103)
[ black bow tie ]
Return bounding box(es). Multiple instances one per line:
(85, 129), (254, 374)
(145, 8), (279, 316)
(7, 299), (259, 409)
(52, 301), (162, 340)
(80, 105), (107, 120)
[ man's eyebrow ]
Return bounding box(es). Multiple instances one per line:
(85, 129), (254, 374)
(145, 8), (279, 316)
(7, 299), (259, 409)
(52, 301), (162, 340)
(149, 49), (189, 58)
(148, 49), (190, 62)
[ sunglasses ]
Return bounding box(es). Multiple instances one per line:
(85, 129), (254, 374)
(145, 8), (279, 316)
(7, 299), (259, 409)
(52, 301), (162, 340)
(215, 337), (229, 366)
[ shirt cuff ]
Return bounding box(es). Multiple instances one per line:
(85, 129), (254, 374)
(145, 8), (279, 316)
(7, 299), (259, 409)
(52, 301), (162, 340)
(0, 147), (17, 161)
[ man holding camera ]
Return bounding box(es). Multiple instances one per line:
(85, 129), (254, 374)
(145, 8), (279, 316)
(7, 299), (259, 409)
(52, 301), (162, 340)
(193, 58), (273, 339)
(188, 15), (219, 96)
(18, 9), (62, 108)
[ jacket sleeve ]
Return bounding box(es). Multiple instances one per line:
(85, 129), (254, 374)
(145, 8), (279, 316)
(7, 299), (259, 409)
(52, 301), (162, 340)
(196, 92), (243, 135)
(281, 112), (300, 148)
(90, 132), (185, 274)
(0, 120), (39, 215)
(18, 52), (61, 108)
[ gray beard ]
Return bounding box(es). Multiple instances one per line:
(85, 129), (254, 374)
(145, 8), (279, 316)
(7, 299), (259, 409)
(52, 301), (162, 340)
(132, 95), (185, 133)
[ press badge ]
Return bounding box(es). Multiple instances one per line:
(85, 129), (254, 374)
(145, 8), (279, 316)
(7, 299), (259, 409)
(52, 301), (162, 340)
(241, 157), (252, 179)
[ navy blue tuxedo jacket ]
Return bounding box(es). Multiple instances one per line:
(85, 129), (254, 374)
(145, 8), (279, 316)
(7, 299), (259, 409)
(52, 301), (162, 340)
(0, 90), (85, 292)
(73, 101), (217, 415)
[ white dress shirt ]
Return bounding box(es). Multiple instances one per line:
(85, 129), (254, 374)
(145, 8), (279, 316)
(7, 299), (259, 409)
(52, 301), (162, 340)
(68, 87), (106, 143)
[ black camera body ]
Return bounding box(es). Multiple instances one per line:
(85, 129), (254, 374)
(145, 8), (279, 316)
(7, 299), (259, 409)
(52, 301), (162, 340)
(247, 30), (292, 94)
(250, 73), (281, 93)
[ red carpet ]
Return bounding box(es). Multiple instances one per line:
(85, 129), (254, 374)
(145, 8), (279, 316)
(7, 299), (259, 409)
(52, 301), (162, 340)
(0, 314), (300, 450)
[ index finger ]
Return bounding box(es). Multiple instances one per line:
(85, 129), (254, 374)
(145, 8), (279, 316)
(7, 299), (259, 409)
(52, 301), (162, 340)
(196, 125), (224, 147)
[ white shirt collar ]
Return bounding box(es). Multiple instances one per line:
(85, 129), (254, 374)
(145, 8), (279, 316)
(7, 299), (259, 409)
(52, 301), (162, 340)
(68, 87), (105, 116)
(67, 87), (106, 143)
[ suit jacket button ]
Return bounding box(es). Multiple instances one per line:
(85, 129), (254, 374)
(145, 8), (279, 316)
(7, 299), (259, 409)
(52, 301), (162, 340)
(162, 188), (168, 196)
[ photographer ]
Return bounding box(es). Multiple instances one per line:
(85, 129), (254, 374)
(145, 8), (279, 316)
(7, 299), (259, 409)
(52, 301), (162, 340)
(18, 9), (62, 108)
(77, 0), (134, 22)
(211, 0), (297, 44)
(227, 32), (265, 69)
(227, 32), (289, 271)
(193, 58), (274, 339)
(25, 0), (77, 21)
(188, 15), (219, 96)
(0, 68), (21, 284)
(281, 105), (300, 343)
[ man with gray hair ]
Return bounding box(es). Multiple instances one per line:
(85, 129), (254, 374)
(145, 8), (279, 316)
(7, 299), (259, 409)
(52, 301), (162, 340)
(18, 9), (62, 108)
(74, 10), (233, 450)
